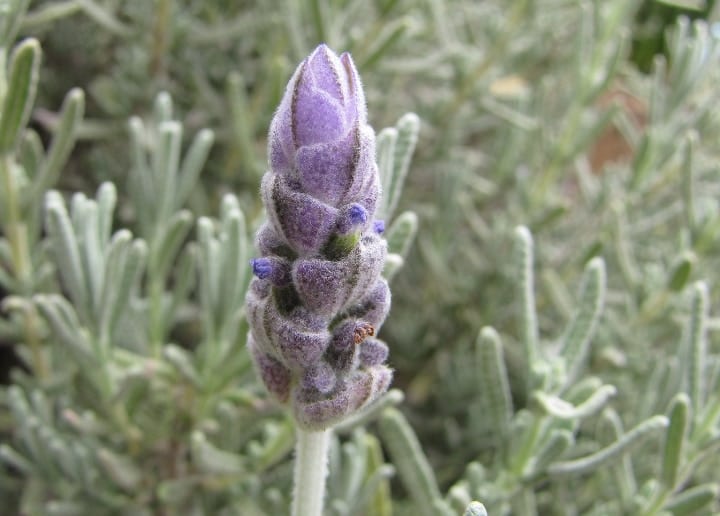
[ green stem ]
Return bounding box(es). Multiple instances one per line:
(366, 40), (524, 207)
(1, 154), (32, 290)
(292, 427), (331, 516)
(149, 277), (165, 357)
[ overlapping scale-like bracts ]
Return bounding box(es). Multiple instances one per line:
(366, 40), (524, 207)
(246, 44), (392, 430)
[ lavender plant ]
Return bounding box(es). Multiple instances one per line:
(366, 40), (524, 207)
(246, 43), (395, 515)
(2, 0), (720, 515)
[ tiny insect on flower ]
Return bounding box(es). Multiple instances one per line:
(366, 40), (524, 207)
(353, 322), (375, 345)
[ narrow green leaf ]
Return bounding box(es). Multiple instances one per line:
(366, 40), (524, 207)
(168, 243), (197, 321)
(385, 210), (418, 259)
(686, 281), (708, 415)
(0, 444), (32, 473)
(339, 436), (366, 502)
(163, 344), (200, 386)
(336, 389), (404, 434)
(514, 226), (539, 391)
(534, 385), (616, 420)
(34, 294), (93, 362)
(681, 131), (698, 235)
(560, 257), (606, 385)
(0, 38), (40, 154)
(382, 253), (404, 281)
(0, 0), (31, 46)
(75, 195), (103, 314)
(564, 376), (603, 405)
(359, 17), (410, 70)
(128, 117), (154, 224)
(376, 126), (397, 219)
(197, 216), (220, 340)
(433, 498), (456, 516)
(475, 326), (513, 443)
(106, 239), (146, 340)
(364, 433), (393, 516)
(379, 408), (441, 516)
(664, 483), (719, 515)
(149, 209), (193, 280)
(177, 128), (213, 207)
(98, 229), (131, 332)
(154, 121), (182, 224)
(96, 447), (142, 493)
(661, 393), (690, 488)
(153, 91), (173, 125)
(386, 113), (420, 220)
(31, 88), (84, 197)
(96, 182), (117, 251)
(667, 252), (695, 292)
(75, 0), (131, 36)
(524, 429), (574, 479)
(251, 418), (295, 471)
(19, 1), (81, 32)
(218, 206), (244, 336)
(45, 192), (89, 315)
(548, 415), (668, 476)
(191, 431), (244, 475)
(49, 436), (83, 482)
(18, 128), (42, 180)
(448, 483), (472, 512)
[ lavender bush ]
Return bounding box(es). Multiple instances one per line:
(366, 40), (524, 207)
(1, 1), (719, 515)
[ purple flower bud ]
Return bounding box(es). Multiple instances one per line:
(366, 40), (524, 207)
(251, 258), (272, 279)
(293, 366), (393, 431)
(337, 203), (368, 235)
(247, 44), (394, 430)
(250, 256), (292, 286)
(358, 338), (389, 366)
(302, 362), (336, 394)
(248, 337), (291, 403)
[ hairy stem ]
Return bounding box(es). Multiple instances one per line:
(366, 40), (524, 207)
(292, 427), (331, 516)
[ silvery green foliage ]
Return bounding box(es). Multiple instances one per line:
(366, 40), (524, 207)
(382, 226), (719, 515)
(2, 0), (720, 514)
(0, 5), (418, 511)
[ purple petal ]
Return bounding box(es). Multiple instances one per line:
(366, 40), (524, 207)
(296, 129), (357, 205)
(294, 87), (346, 147)
(263, 173), (338, 255)
(347, 279), (391, 329)
(342, 125), (379, 212)
(292, 366), (392, 430)
(248, 337), (291, 403)
(293, 258), (346, 316)
(302, 361), (337, 393)
(340, 52), (366, 125)
(270, 308), (330, 369)
(358, 338), (389, 366)
(340, 234), (387, 308)
(306, 45), (345, 103)
(268, 61), (305, 173)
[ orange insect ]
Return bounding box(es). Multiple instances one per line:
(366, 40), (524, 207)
(353, 322), (375, 345)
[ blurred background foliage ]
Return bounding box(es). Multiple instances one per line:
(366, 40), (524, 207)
(2, 0), (720, 514)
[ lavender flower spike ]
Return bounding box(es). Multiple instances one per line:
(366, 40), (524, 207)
(246, 44), (392, 430)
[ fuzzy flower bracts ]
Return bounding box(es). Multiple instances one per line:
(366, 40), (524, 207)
(246, 45), (392, 430)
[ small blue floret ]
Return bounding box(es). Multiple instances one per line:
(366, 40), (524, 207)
(251, 258), (272, 279)
(348, 204), (368, 225)
(373, 220), (385, 234)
